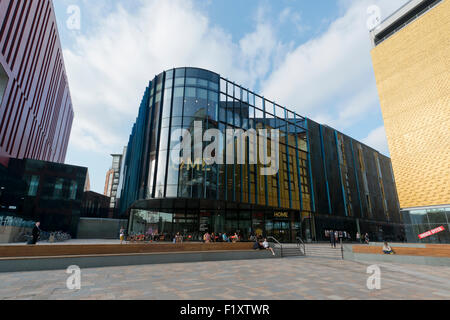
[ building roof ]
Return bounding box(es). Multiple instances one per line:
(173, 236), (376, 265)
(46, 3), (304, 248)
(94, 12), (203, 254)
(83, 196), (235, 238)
(370, 0), (443, 47)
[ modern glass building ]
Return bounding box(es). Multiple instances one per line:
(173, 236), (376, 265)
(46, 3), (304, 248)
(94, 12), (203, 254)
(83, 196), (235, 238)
(0, 158), (89, 237)
(120, 68), (403, 243)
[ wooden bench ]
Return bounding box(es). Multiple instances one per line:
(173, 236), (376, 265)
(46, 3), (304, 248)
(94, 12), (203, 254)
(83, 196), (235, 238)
(0, 242), (254, 258)
(352, 245), (450, 258)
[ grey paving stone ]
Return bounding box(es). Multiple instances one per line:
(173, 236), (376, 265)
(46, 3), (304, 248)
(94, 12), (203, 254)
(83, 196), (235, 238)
(0, 258), (449, 300)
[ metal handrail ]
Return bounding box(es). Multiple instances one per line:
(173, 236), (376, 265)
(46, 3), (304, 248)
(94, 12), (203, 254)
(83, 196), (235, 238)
(296, 237), (306, 256)
(267, 236), (283, 257)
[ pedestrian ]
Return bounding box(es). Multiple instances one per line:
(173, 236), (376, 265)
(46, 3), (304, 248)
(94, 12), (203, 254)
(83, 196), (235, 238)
(120, 227), (125, 245)
(222, 233), (228, 242)
(364, 233), (370, 245)
(330, 230), (336, 248)
(30, 222), (41, 245)
(356, 232), (361, 243)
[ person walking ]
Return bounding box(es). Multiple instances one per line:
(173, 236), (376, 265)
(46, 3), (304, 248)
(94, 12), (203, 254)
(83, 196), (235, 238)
(364, 233), (370, 245)
(30, 222), (41, 245)
(120, 227), (125, 245)
(356, 232), (361, 244)
(330, 230), (337, 248)
(334, 231), (339, 247)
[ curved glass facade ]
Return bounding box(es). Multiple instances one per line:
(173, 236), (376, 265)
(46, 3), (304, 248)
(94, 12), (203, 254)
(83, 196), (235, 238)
(120, 67), (403, 243)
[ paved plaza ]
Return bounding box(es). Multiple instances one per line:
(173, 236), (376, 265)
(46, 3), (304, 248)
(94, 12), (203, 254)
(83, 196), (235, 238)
(0, 257), (449, 300)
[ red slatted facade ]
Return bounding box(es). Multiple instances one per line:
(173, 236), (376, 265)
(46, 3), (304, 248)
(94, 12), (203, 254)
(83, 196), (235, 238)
(0, 0), (73, 164)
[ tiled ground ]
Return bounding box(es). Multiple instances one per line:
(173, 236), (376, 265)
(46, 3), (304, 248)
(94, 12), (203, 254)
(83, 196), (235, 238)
(0, 257), (449, 300)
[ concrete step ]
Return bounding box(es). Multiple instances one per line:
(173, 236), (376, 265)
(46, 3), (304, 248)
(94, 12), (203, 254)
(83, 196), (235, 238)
(304, 245), (343, 259)
(274, 248), (305, 257)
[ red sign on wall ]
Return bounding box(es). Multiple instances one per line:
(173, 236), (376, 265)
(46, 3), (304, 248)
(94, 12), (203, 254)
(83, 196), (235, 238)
(418, 226), (446, 239)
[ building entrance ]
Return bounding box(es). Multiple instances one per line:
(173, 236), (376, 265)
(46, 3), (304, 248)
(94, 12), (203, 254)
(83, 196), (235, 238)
(271, 221), (291, 243)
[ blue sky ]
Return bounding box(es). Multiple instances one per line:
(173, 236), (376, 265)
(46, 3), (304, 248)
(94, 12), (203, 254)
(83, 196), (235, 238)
(52, 0), (408, 193)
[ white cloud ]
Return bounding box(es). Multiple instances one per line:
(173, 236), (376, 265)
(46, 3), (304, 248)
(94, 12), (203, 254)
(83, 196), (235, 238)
(279, 7), (306, 34)
(261, 0), (408, 131)
(63, 0), (282, 155)
(362, 126), (390, 156)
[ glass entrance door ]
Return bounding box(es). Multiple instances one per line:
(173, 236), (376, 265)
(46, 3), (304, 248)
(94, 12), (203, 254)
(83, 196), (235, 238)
(272, 221), (291, 243)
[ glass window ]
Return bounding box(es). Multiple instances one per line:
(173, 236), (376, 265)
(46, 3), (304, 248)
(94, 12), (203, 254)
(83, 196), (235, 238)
(220, 79), (227, 93)
(166, 69), (174, 80)
(162, 89), (172, 119)
(155, 92), (162, 103)
(186, 68), (200, 78)
(255, 96), (263, 110)
(276, 105), (285, 118)
(227, 82), (233, 95)
(69, 181), (78, 200)
(186, 78), (197, 86)
(54, 179), (64, 199)
(28, 175), (40, 196)
(198, 88), (208, 100)
(165, 78), (173, 89)
(172, 117), (183, 127)
(185, 87), (196, 98)
(161, 118), (171, 128)
(198, 79), (208, 88)
(234, 86), (241, 99)
(159, 128), (170, 150)
(209, 81), (219, 91)
(208, 90), (219, 121)
(174, 87), (184, 98)
(174, 77), (185, 87)
(175, 68), (185, 78)
(172, 87), (184, 117)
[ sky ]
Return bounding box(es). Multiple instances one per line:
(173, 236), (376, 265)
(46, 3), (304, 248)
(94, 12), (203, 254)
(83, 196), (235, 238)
(52, 0), (409, 194)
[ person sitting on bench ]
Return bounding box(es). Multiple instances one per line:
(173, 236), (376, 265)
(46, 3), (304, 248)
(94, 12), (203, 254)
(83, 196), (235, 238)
(383, 242), (395, 255)
(262, 238), (276, 256)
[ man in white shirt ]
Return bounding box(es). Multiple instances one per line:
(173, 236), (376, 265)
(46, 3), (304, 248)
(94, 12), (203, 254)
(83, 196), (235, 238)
(263, 239), (276, 256)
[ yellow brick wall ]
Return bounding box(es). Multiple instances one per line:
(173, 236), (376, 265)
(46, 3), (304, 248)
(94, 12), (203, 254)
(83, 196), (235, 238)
(371, 0), (450, 209)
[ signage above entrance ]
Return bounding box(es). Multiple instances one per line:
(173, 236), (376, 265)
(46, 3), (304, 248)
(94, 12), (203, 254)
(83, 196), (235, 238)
(274, 212), (289, 218)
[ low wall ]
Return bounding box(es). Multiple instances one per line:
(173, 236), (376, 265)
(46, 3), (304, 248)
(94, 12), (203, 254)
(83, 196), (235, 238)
(343, 244), (450, 267)
(0, 242), (255, 258)
(0, 226), (32, 244)
(0, 250), (277, 273)
(76, 218), (127, 239)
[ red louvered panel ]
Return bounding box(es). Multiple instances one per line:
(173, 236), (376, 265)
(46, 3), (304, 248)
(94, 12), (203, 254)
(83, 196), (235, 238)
(0, 0), (73, 164)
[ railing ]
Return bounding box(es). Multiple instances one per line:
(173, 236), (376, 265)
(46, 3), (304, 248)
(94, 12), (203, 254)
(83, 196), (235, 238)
(296, 237), (306, 256)
(267, 236), (283, 257)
